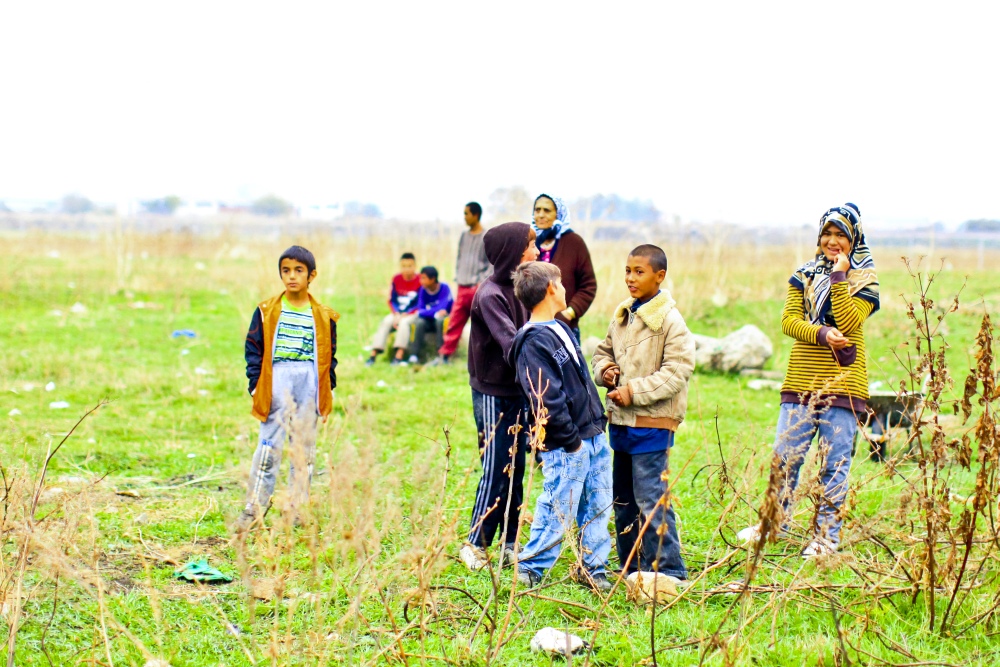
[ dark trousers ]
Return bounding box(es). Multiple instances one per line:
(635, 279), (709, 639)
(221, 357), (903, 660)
(612, 449), (688, 579)
(467, 390), (528, 548)
(407, 315), (445, 358)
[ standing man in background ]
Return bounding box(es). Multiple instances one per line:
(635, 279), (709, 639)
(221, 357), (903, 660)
(429, 202), (492, 366)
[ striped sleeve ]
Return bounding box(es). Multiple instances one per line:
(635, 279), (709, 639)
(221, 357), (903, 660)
(829, 280), (874, 335)
(781, 285), (821, 344)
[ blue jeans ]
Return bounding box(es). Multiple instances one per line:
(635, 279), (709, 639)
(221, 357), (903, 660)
(518, 433), (613, 577)
(612, 448), (687, 579)
(773, 403), (857, 545)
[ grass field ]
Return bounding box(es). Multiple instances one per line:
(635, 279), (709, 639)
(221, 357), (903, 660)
(3, 224), (1000, 666)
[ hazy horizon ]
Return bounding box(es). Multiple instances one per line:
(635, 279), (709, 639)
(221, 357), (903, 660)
(2, 2), (998, 229)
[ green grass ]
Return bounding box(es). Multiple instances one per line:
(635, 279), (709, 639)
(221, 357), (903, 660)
(2, 229), (1000, 665)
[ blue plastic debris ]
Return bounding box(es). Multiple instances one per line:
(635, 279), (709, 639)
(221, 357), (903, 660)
(171, 329), (197, 339)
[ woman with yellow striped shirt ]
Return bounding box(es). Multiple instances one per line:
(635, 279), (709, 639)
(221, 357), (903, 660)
(739, 203), (879, 556)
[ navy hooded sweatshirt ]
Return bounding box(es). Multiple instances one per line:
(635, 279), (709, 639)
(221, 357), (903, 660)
(511, 319), (607, 451)
(468, 222), (531, 397)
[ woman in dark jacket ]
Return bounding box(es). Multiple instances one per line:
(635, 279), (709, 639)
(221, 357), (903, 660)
(531, 193), (598, 343)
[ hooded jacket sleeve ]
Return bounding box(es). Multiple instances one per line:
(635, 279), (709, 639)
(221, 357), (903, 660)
(245, 307), (264, 395)
(623, 310), (695, 407)
(516, 331), (581, 451)
(329, 316), (338, 389)
(483, 291), (520, 363)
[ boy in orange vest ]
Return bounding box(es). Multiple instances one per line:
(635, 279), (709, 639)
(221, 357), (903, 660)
(235, 245), (339, 533)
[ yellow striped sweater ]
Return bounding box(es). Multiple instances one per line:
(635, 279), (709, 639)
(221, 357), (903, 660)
(780, 279), (874, 409)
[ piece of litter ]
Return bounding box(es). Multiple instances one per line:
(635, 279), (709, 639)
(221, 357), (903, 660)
(171, 329), (197, 338)
(23, 383), (34, 391)
(187, 453), (196, 458)
(46, 382), (56, 391)
(225, 623), (241, 637)
(67, 282), (76, 289)
(49, 310), (63, 317)
(70, 302), (87, 314)
(180, 349), (190, 356)
(88, 438), (96, 443)
(49, 401), (70, 409)
(8, 409), (21, 416)
(115, 489), (141, 498)
(174, 557), (233, 583)
(234, 435), (246, 441)
(198, 389), (209, 396)
(142, 659), (172, 667)
(194, 367), (210, 375)
(195, 262), (206, 270)
(530, 628), (588, 656)
(47, 250), (60, 258)
(376, 380), (388, 388)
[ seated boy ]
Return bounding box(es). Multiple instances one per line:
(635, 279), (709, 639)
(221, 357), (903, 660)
(237, 245), (338, 533)
(510, 261), (613, 593)
(366, 253), (420, 366)
(392, 266), (453, 365)
(592, 244), (695, 584)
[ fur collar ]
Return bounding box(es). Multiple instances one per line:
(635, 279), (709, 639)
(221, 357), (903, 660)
(614, 290), (676, 332)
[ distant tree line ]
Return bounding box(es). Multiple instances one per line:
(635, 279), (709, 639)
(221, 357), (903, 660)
(486, 186), (660, 224)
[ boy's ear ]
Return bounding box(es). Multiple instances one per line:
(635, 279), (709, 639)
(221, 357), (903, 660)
(654, 269), (667, 284)
(309, 269), (318, 283)
(547, 280), (557, 295)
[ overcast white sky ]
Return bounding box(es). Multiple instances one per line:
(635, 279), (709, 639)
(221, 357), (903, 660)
(1, 1), (998, 227)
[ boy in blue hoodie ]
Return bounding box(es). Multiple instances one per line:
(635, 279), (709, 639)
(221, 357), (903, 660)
(510, 261), (613, 593)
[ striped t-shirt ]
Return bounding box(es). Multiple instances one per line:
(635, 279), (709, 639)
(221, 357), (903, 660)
(273, 298), (315, 363)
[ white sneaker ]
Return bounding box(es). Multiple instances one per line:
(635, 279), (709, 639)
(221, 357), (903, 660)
(460, 544), (487, 571)
(736, 525), (762, 545)
(802, 538), (837, 558)
(407, 355), (419, 365)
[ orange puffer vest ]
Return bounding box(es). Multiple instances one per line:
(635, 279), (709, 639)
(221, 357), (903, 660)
(251, 293), (339, 422)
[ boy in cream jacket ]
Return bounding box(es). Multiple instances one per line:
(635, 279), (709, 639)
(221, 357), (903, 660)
(592, 244), (695, 584)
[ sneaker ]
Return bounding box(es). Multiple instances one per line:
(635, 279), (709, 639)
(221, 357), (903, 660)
(517, 568), (541, 588)
(802, 538), (837, 558)
(364, 357), (376, 367)
(459, 544), (487, 571)
(737, 524), (763, 545)
(407, 355), (419, 365)
(425, 355), (450, 367)
(500, 544), (517, 567)
(572, 571), (613, 593)
(232, 510), (257, 535)
(390, 358), (404, 367)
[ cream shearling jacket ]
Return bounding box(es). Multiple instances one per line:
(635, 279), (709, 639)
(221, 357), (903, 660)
(591, 290), (695, 430)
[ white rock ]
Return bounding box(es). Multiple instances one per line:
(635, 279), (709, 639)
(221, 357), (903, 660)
(8, 409), (21, 416)
(711, 289), (729, 307)
(626, 571), (680, 604)
(694, 325), (773, 373)
(49, 401), (70, 409)
(529, 628), (588, 656)
(376, 380), (388, 388)
(187, 453), (196, 458)
(70, 302), (87, 314)
(45, 382), (56, 391)
(747, 379), (783, 391)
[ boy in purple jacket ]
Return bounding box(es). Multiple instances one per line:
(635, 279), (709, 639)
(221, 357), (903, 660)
(392, 266), (454, 365)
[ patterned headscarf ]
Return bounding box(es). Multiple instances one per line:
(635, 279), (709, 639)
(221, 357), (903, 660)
(531, 194), (573, 247)
(790, 202), (880, 325)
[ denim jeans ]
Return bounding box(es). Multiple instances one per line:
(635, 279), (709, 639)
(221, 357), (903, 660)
(244, 361), (317, 516)
(612, 448), (687, 579)
(773, 402), (858, 544)
(518, 433), (613, 577)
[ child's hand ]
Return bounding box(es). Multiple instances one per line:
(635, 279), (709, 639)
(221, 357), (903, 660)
(602, 365), (620, 388)
(826, 328), (849, 350)
(607, 389), (625, 406)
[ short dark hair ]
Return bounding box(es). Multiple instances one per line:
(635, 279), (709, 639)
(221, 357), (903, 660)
(513, 261), (562, 311)
(420, 266), (439, 281)
(466, 201), (482, 218)
(628, 244), (667, 273)
(279, 245), (316, 274)
(400, 252), (416, 261)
